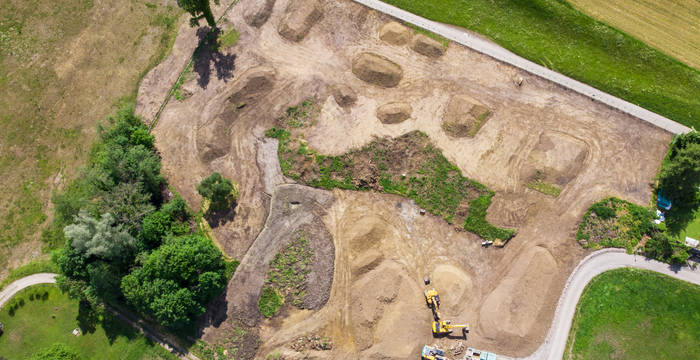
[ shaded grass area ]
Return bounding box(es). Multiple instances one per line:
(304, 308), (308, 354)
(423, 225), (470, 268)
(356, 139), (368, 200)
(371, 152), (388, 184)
(577, 197), (653, 252)
(0, 0), (182, 274)
(564, 268), (700, 360)
(382, 0), (700, 129)
(259, 232), (313, 317)
(266, 100), (515, 244)
(0, 284), (176, 359)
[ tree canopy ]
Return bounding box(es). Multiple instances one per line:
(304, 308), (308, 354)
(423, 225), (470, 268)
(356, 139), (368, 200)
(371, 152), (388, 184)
(177, 0), (220, 28)
(197, 172), (236, 212)
(658, 131), (700, 231)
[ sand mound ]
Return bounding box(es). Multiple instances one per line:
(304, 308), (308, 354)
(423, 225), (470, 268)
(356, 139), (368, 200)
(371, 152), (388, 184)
(521, 131), (589, 186)
(332, 84), (357, 108)
(411, 33), (445, 58)
(278, 0), (323, 42)
(377, 102), (412, 124)
(442, 94), (490, 137)
(244, 0), (276, 27)
(379, 21), (411, 46)
(479, 246), (558, 339)
(351, 52), (403, 88)
(431, 265), (473, 315)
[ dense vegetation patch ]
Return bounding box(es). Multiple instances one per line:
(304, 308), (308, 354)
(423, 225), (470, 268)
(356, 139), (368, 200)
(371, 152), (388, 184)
(383, 0), (700, 129)
(50, 105), (230, 331)
(564, 268), (700, 360)
(657, 132), (700, 233)
(258, 232), (314, 318)
(0, 285), (176, 359)
(266, 100), (515, 244)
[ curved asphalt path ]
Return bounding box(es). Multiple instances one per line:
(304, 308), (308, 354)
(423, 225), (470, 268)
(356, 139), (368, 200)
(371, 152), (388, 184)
(0, 273), (198, 360)
(351, 0), (691, 135)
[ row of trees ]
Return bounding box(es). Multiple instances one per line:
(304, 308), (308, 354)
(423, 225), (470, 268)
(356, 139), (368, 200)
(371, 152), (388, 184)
(52, 105), (234, 330)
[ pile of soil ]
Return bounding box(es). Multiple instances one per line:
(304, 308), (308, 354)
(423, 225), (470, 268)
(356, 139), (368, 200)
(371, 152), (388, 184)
(411, 33), (445, 58)
(379, 21), (411, 45)
(278, 0), (324, 42)
(244, 0), (276, 27)
(377, 102), (412, 124)
(442, 94), (490, 138)
(332, 84), (357, 108)
(351, 52), (403, 88)
(521, 131), (589, 186)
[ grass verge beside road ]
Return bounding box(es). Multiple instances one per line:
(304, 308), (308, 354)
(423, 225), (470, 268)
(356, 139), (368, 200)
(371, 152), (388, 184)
(0, 284), (176, 359)
(382, 0), (700, 129)
(564, 268), (700, 360)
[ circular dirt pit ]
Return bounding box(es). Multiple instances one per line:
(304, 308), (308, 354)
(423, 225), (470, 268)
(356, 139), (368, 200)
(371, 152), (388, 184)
(377, 102), (412, 124)
(442, 95), (491, 138)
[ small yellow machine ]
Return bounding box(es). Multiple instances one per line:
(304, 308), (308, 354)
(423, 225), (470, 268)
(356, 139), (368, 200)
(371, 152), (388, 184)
(432, 320), (469, 336)
(421, 345), (447, 360)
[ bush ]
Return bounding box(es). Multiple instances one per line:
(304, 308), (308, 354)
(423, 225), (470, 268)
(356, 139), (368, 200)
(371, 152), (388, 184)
(29, 342), (83, 360)
(197, 173), (236, 212)
(258, 287), (283, 318)
(591, 203), (616, 220)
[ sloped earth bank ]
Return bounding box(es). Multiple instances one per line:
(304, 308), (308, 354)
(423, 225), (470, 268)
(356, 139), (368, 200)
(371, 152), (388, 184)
(136, 0), (672, 357)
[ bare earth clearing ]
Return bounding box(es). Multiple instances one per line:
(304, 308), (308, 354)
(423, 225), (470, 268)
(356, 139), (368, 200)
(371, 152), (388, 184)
(137, 0), (671, 358)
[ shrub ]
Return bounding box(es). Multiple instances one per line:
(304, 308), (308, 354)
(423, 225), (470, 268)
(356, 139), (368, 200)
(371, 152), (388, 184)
(591, 203), (616, 220)
(258, 287), (283, 318)
(197, 172), (236, 212)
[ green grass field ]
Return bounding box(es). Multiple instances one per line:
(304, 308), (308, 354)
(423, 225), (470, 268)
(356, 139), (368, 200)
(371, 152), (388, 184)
(0, 285), (176, 360)
(564, 268), (700, 359)
(678, 211), (700, 241)
(382, 0), (700, 129)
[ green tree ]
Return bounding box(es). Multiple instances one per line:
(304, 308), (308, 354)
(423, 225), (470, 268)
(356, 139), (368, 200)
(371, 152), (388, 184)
(29, 342), (83, 360)
(658, 132), (700, 231)
(121, 234), (226, 329)
(644, 231), (690, 265)
(177, 0), (220, 28)
(64, 211), (137, 260)
(98, 182), (155, 234)
(197, 172), (236, 212)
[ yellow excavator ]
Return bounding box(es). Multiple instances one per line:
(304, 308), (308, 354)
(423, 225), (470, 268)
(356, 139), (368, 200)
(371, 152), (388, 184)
(424, 289), (440, 309)
(432, 319), (469, 337)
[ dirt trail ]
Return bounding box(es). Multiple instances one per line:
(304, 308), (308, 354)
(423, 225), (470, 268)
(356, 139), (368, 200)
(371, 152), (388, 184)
(138, 0), (673, 357)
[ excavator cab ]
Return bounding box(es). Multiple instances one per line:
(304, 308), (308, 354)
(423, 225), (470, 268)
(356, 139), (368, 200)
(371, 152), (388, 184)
(432, 320), (469, 337)
(421, 345), (447, 360)
(424, 289), (440, 309)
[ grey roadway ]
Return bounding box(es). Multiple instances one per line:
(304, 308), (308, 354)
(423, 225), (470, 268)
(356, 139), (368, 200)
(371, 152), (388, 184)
(0, 273), (198, 360)
(351, 0), (692, 135)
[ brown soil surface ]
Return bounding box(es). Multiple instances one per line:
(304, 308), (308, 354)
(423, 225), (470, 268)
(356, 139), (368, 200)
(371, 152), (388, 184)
(138, 0), (673, 358)
(411, 33), (446, 58)
(442, 94), (491, 138)
(379, 21), (411, 46)
(331, 84), (358, 109)
(377, 101), (412, 124)
(245, 0), (276, 28)
(278, 0), (323, 42)
(352, 52), (404, 88)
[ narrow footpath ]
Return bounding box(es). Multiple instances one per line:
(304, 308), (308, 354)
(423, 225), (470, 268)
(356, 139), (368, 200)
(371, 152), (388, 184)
(351, 0), (692, 135)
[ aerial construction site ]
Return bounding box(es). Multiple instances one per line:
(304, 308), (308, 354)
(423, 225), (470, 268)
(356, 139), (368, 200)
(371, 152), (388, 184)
(135, 0), (672, 358)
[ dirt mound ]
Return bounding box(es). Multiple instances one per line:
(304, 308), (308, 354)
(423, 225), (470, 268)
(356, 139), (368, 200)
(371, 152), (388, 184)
(278, 0), (323, 42)
(431, 265), (473, 315)
(379, 21), (411, 45)
(332, 84), (357, 108)
(411, 33), (446, 58)
(377, 102), (412, 124)
(442, 94), (491, 137)
(351, 52), (403, 88)
(196, 116), (231, 162)
(244, 0), (276, 27)
(520, 131), (589, 186)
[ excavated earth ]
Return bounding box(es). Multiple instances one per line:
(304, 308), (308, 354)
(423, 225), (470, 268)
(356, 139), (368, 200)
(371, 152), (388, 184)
(136, 0), (672, 358)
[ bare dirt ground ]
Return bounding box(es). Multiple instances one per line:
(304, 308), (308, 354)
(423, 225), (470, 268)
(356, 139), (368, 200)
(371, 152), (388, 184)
(138, 0), (672, 358)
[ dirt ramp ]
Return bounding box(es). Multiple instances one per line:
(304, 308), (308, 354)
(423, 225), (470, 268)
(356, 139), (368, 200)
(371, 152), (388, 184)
(351, 52), (403, 88)
(377, 102), (412, 124)
(411, 33), (446, 58)
(244, 0), (276, 27)
(479, 246), (558, 342)
(379, 21), (411, 45)
(442, 94), (491, 138)
(278, 0), (323, 42)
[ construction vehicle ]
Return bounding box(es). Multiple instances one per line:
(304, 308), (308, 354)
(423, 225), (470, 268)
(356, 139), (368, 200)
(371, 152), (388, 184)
(424, 289), (440, 309)
(421, 345), (447, 360)
(432, 320), (469, 336)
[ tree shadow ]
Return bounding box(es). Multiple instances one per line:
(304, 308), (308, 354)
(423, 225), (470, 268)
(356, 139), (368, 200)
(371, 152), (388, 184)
(76, 300), (99, 334)
(206, 202), (237, 228)
(194, 27), (237, 89)
(102, 310), (138, 345)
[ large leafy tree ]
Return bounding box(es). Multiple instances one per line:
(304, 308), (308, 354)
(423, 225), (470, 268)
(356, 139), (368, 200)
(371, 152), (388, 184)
(177, 0), (220, 28)
(658, 132), (700, 231)
(197, 172), (236, 212)
(64, 211), (137, 260)
(121, 234), (226, 329)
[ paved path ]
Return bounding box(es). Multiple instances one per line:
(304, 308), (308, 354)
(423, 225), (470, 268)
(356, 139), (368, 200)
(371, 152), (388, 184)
(520, 249), (700, 360)
(351, 0), (692, 135)
(0, 273), (198, 360)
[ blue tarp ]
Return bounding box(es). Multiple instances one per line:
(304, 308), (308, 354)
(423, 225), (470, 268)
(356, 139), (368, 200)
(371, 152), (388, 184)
(657, 192), (672, 210)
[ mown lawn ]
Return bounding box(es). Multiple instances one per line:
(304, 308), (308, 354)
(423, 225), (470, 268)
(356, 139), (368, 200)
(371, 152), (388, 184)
(0, 285), (176, 360)
(382, 0), (700, 129)
(564, 268), (700, 360)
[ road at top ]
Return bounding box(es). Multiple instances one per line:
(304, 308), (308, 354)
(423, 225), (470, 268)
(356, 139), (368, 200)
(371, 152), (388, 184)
(351, 0), (691, 135)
